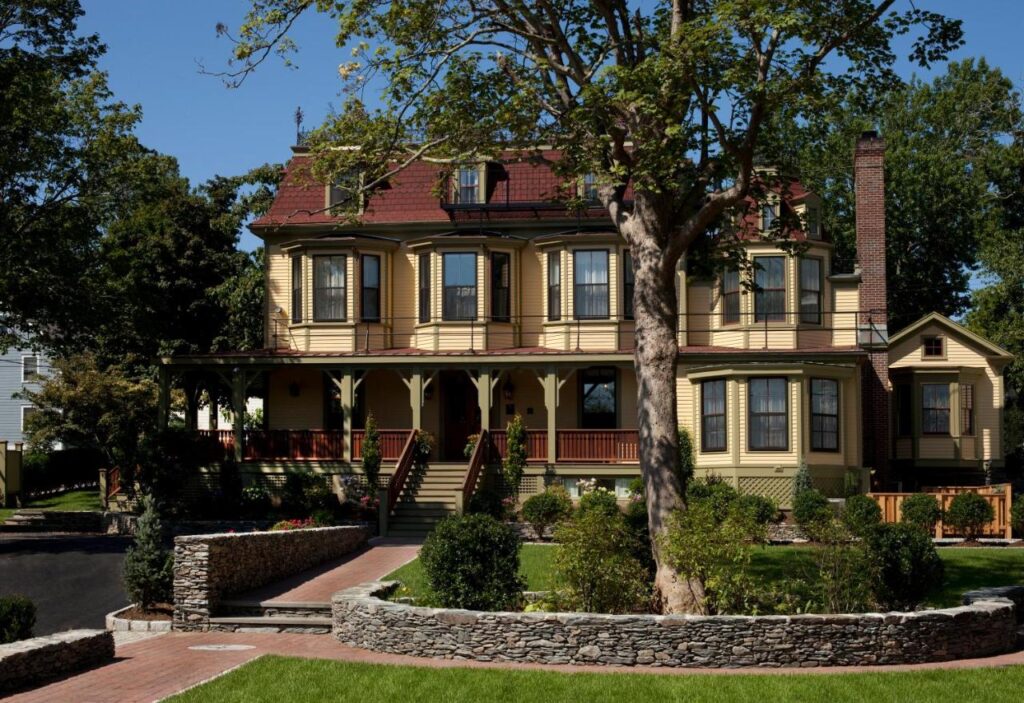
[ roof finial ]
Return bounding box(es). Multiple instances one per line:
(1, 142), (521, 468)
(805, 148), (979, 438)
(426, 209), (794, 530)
(294, 106), (305, 145)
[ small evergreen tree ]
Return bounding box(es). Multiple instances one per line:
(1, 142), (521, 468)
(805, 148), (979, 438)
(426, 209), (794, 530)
(361, 412), (382, 497)
(677, 427), (695, 490)
(123, 495), (173, 610)
(502, 415), (527, 495)
(794, 461), (813, 497)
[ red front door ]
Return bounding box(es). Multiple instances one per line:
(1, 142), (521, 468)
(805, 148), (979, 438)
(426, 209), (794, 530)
(441, 371), (480, 460)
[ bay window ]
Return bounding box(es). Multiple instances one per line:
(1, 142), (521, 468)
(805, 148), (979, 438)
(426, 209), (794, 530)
(291, 257), (302, 323)
(491, 252), (511, 323)
(722, 268), (740, 324)
(800, 258), (822, 325)
(749, 377), (788, 451)
(313, 255), (347, 322)
(960, 383), (975, 436)
(573, 250), (609, 320)
(623, 251), (635, 320)
(754, 256), (786, 322)
(361, 255), (381, 322)
(547, 252), (561, 321)
(442, 252), (477, 321)
(418, 253), (431, 323)
(922, 383), (950, 435)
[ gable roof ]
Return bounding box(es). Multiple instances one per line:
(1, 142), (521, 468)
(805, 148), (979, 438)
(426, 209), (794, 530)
(889, 312), (1013, 360)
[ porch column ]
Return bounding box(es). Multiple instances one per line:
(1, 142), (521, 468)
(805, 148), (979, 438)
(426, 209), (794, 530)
(183, 375), (200, 431)
(231, 367), (246, 463)
(408, 370), (424, 431)
(477, 369), (493, 432)
(157, 366), (171, 430)
(339, 369), (355, 463)
(542, 368), (558, 464)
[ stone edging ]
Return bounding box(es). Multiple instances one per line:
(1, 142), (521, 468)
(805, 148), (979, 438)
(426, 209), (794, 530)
(105, 605), (173, 633)
(333, 581), (1018, 668)
(0, 629), (114, 693)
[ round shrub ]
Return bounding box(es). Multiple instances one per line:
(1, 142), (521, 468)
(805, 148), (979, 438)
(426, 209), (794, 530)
(945, 492), (994, 540)
(1012, 496), (1024, 537)
(577, 487), (619, 517)
(793, 489), (832, 530)
(0, 595), (36, 644)
(419, 514), (525, 611)
(901, 493), (942, 532)
(867, 523), (944, 610)
(687, 479), (738, 523)
(521, 487), (573, 541)
(841, 495), (882, 538)
(732, 494), (779, 526)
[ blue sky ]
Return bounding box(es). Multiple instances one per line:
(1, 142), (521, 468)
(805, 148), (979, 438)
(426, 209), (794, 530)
(80, 1), (1023, 251)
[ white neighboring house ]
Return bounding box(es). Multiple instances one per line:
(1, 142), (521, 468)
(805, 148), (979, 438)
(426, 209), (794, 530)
(0, 347), (50, 445)
(173, 397), (264, 430)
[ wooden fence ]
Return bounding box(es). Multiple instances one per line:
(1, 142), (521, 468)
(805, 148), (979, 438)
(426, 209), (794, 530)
(868, 484), (1013, 539)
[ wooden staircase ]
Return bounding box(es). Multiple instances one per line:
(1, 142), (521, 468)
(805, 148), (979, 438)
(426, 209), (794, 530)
(388, 462), (466, 537)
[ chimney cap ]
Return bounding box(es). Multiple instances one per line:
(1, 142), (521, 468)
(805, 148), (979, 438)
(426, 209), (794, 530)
(860, 130), (879, 140)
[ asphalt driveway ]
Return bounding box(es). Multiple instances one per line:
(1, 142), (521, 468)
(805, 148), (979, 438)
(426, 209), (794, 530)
(0, 534), (130, 635)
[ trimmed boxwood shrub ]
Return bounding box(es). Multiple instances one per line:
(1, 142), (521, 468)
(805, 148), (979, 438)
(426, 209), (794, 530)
(0, 595), (36, 644)
(687, 478), (739, 523)
(521, 487), (573, 541)
(793, 489), (832, 530)
(867, 523), (944, 610)
(419, 514), (525, 611)
(945, 492), (995, 540)
(842, 495), (882, 538)
(732, 494), (779, 526)
(901, 493), (942, 532)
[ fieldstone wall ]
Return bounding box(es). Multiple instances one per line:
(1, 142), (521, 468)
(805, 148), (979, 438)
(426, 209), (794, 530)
(333, 581), (1017, 668)
(963, 586), (1024, 623)
(0, 629), (114, 693)
(174, 525), (369, 630)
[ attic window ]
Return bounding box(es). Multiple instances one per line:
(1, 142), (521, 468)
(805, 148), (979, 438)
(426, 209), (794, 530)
(923, 336), (944, 358)
(327, 171), (362, 209)
(582, 173), (599, 202)
(806, 208), (821, 240)
(761, 203), (777, 230)
(454, 166), (481, 204)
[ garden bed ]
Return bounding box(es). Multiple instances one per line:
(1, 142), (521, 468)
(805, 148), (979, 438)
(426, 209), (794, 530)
(106, 604), (174, 632)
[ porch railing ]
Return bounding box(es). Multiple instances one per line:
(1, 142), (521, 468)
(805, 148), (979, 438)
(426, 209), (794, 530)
(556, 429), (639, 464)
(869, 484), (1013, 539)
(352, 429), (413, 461)
(462, 428), (489, 509)
(387, 430), (420, 513)
(489, 429), (547, 463)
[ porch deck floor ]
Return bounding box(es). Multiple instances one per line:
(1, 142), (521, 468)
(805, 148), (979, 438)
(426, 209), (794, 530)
(231, 537), (421, 605)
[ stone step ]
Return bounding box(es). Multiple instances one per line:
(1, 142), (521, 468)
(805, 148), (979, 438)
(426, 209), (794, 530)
(387, 527), (434, 538)
(217, 599), (331, 619)
(206, 616), (332, 634)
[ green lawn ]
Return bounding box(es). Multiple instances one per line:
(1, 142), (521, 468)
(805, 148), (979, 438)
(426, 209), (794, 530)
(387, 543), (1024, 609)
(168, 655), (1024, 703)
(0, 489), (102, 523)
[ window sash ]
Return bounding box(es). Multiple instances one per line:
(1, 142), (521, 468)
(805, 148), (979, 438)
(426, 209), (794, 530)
(722, 269), (740, 324)
(701, 380), (727, 452)
(754, 257), (786, 322)
(573, 250), (609, 320)
(810, 378), (839, 451)
(22, 356), (39, 382)
(361, 255), (381, 322)
(547, 252), (561, 321)
(457, 167), (479, 204)
(418, 254), (431, 323)
(922, 383), (950, 435)
(762, 203), (777, 229)
(291, 257), (303, 323)
(748, 377), (788, 451)
(442, 253), (477, 321)
(806, 209), (821, 239)
(799, 258), (822, 325)
(313, 255), (347, 322)
(923, 337), (944, 357)
(623, 252), (635, 320)
(491, 252), (511, 323)
(960, 383), (975, 436)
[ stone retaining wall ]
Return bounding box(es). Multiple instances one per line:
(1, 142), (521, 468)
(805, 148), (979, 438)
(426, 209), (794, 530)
(333, 581), (1017, 668)
(174, 525), (369, 630)
(0, 629), (114, 693)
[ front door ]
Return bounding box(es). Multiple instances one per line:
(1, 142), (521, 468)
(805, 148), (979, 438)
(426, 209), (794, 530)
(441, 370), (480, 460)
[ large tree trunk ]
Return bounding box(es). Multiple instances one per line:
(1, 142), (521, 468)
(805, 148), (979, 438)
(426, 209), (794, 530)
(630, 226), (707, 615)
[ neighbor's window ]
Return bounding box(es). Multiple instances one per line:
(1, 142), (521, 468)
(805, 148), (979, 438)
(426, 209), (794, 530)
(580, 367), (616, 429)
(701, 379), (727, 452)
(623, 251), (635, 320)
(22, 406), (37, 431)
(491, 252), (511, 323)
(573, 250), (610, 320)
(799, 258), (822, 325)
(721, 268), (740, 325)
(922, 383), (950, 435)
(361, 254), (381, 322)
(761, 203), (777, 230)
(960, 383), (975, 436)
(754, 256), (785, 322)
(896, 384), (913, 436)
(291, 257), (303, 323)
(748, 377), (788, 451)
(442, 252), (477, 321)
(923, 336), (944, 358)
(313, 255), (347, 322)
(418, 253), (431, 323)
(547, 251), (561, 321)
(810, 378), (839, 451)
(22, 356), (39, 382)
(456, 166), (480, 204)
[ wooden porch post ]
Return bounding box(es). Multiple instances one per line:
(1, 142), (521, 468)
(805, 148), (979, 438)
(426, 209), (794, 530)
(476, 369), (492, 432)
(231, 367), (246, 463)
(340, 369), (355, 463)
(543, 367), (558, 464)
(408, 370), (423, 431)
(157, 366), (171, 430)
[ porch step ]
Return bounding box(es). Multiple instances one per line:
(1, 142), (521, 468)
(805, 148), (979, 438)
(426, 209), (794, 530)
(217, 599), (331, 619)
(386, 461), (469, 536)
(206, 615), (332, 634)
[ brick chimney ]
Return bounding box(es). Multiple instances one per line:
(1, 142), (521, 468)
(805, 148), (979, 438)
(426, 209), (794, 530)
(854, 131), (890, 484)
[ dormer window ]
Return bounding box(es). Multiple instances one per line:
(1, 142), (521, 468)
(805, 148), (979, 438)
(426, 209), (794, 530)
(923, 336), (944, 358)
(761, 203), (778, 230)
(806, 208), (821, 239)
(327, 170), (362, 209)
(455, 166), (480, 204)
(582, 173), (599, 202)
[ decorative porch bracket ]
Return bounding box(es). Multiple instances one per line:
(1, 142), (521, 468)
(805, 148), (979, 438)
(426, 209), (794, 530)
(400, 369), (436, 431)
(325, 369), (362, 463)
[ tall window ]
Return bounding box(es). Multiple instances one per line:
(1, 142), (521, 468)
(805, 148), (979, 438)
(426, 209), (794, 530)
(361, 255), (381, 322)
(582, 173), (599, 202)
(721, 269), (740, 324)
(442, 252), (477, 321)
(491, 252), (511, 323)
(922, 383), (950, 435)
(623, 252), (635, 320)
(799, 258), (822, 324)
(22, 356), (39, 382)
(754, 256), (785, 322)
(580, 368), (616, 429)
(456, 166), (479, 204)
(960, 383), (975, 436)
(22, 406), (37, 431)
(806, 208), (821, 239)
(748, 377), (788, 451)
(701, 379), (727, 452)
(810, 378), (839, 451)
(547, 252), (561, 321)
(313, 255), (347, 321)
(761, 203), (777, 230)
(896, 384), (913, 436)
(291, 257), (303, 323)
(573, 250), (609, 319)
(418, 253), (431, 323)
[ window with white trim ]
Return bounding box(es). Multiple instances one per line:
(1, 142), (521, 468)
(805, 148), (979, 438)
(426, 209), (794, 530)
(22, 356), (39, 382)
(313, 255), (347, 322)
(748, 377), (788, 451)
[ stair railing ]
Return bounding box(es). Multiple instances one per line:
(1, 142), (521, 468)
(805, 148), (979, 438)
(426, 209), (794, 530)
(387, 430), (420, 514)
(459, 429), (489, 513)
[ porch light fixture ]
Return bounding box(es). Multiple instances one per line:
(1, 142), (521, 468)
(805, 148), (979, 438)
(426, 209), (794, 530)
(288, 382), (301, 398)
(502, 380), (515, 403)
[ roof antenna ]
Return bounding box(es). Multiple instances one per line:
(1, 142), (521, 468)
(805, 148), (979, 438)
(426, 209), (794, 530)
(294, 106), (305, 145)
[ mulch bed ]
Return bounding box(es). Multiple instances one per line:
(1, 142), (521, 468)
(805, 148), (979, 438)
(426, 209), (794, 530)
(118, 603), (173, 621)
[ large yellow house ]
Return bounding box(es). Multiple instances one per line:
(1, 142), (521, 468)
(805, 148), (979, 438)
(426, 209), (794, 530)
(161, 133), (1011, 535)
